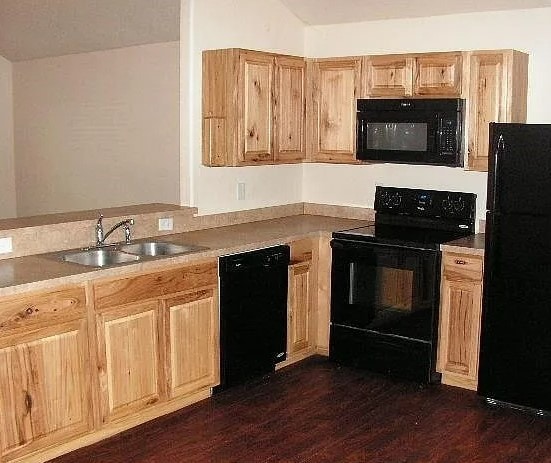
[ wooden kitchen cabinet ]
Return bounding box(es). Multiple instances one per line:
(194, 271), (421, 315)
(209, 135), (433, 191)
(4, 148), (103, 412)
(362, 52), (461, 98)
(466, 50), (528, 171)
(413, 52), (462, 96)
(95, 301), (163, 424)
(93, 260), (219, 424)
(362, 55), (413, 97)
(308, 57), (361, 163)
(437, 252), (484, 390)
(288, 261), (314, 359)
(202, 49), (306, 166)
(0, 286), (92, 462)
(274, 55), (307, 163)
(240, 51), (275, 163)
(164, 288), (219, 399)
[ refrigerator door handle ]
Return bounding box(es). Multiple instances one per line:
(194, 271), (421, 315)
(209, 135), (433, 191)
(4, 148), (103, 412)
(491, 134), (505, 212)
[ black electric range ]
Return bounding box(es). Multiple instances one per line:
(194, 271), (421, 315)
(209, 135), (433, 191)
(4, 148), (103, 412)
(329, 186), (476, 383)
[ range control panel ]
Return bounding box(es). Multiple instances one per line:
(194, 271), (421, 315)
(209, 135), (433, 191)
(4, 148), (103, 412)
(375, 186), (476, 222)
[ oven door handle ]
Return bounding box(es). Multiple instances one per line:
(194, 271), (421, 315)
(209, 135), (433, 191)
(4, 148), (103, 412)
(331, 238), (438, 254)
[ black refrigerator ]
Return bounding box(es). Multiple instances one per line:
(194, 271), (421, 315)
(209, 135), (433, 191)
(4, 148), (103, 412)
(478, 123), (551, 412)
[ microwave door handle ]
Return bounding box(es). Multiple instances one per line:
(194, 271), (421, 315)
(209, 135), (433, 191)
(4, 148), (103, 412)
(358, 118), (367, 152)
(435, 114), (442, 155)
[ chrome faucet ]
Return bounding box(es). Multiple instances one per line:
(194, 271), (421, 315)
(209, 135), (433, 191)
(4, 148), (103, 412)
(95, 214), (135, 246)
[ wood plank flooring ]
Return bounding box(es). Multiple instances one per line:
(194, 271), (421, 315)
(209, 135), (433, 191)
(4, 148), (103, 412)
(51, 357), (551, 463)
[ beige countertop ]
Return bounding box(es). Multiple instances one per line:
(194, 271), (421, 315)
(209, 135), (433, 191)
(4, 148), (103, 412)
(440, 233), (485, 256)
(0, 215), (370, 297)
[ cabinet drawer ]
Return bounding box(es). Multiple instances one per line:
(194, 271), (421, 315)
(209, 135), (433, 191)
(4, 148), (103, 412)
(443, 253), (483, 281)
(0, 286), (87, 336)
(94, 261), (218, 311)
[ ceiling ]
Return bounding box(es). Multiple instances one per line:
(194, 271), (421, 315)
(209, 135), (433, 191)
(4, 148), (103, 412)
(3, 0), (551, 62)
(0, 0), (180, 62)
(280, 0), (551, 25)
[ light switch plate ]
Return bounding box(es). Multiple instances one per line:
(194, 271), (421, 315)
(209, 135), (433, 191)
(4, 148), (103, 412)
(158, 217), (174, 231)
(0, 237), (13, 254)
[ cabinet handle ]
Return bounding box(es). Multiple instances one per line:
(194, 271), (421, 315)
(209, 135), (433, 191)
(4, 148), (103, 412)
(454, 259), (467, 265)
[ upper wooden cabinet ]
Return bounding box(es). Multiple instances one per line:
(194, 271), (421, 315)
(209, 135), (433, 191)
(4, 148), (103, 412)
(413, 53), (462, 96)
(274, 56), (307, 163)
(0, 286), (92, 462)
(308, 57), (361, 163)
(363, 55), (413, 97)
(466, 50), (528, 171)
(202, 49), (306, 166)
(203, 47), (528, 170)
(362, 52), (462, 98)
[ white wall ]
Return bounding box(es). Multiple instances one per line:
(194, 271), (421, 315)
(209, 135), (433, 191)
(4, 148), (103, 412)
(186, 0), (305, 214)
(0, 55), (16, 219)
(13, 42), (180, 217)
(303, 8), (551, 221)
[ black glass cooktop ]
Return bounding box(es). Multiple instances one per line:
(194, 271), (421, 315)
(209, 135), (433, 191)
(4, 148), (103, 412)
(332, 186), (476, 250)
(332, 224), (471, 250)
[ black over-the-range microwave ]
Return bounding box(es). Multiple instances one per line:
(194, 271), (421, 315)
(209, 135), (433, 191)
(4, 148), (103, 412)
(356, 98), (464, 167)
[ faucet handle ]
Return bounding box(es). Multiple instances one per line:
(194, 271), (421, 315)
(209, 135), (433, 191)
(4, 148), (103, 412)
(124, 223), (132, 243)
(96, 213), (104, 245)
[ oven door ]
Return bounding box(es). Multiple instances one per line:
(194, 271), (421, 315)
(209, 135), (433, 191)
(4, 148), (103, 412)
(330, 239), (440, 342)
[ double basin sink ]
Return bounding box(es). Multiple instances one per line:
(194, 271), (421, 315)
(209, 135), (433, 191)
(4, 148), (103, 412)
(59, 241), (206, 268)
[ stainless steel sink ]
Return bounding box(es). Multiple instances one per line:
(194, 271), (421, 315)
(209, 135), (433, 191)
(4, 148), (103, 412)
(62, 248), (140, 267)
(119, 241), (204, 257)
(54, 239), (207, 268)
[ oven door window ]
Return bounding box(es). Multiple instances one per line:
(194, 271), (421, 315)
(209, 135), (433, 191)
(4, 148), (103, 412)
(331, 241), (439, 342)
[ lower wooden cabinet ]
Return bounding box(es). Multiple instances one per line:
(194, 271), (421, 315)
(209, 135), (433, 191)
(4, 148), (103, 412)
(96, 301), (164, 424)
(0, 286), (92, 462)
(288, 261), (314, 358)
(0, 260), (219, 462)
(165, 288), (219, 399)
(278, 237), (330, 369)
(93, 260), (219, 424)
(437, 252), (484, 390)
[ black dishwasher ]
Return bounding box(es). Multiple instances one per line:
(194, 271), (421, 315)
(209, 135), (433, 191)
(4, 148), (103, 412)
(216, 245), (290, 392)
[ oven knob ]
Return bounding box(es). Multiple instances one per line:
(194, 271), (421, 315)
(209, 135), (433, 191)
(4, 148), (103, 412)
(389, 192), (402, 208)
(453, 197), (465, 212)
(442, 196), (452, 213)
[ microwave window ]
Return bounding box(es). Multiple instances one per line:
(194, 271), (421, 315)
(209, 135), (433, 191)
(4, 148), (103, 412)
(366, 123), (428, 152)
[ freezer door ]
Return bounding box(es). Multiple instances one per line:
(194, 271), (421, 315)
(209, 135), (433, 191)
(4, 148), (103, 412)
(478, 212), (551, 411)
(488, 123), (551, 215)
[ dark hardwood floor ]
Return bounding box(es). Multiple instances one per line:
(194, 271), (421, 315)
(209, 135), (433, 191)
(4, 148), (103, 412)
(52, 357), (551, 463)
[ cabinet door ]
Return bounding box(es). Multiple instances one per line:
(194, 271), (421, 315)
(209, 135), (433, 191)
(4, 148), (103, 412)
(467, 52), (506, 171)
(274, 56), (306, 162)
(363, 55), (413, 97)
(96, 301), (163, 424)
(165, 289), (219, 398)
(238, 51), (275, 164)
(413, 53), (462, 96)
(310, 58), (361, 162)
(288, 261), (313, 355)
(437, 254), (483, 390)
(0, 320), (92, 461)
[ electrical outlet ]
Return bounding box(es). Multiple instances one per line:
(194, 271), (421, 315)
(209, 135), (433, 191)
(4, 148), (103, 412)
(0, 237), (13, 254)
(158, 217), (174, 231)
(237, 182), (246, 201)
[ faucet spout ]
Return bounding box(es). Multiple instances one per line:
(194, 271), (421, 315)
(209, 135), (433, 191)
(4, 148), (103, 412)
(95, 214), (134, 246)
